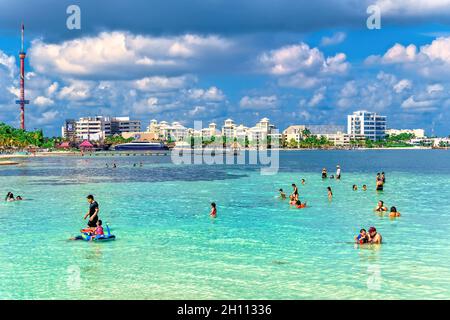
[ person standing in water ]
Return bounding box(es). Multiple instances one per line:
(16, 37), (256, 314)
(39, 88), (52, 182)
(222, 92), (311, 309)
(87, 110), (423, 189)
(291, 184), (299, 201)
(327, 187), (333, 200)
(210, 202), (217, 218)
(376, 173), (384, 191)
(321, 168), (327, 179)
(368, 227), (382, 244)
(336, 165), (341, 180)
(84, 195), (100, 230)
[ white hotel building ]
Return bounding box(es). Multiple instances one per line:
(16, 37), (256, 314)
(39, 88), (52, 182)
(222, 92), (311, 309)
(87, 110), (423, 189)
(62, 116), (141, 141)
(347, 110), (387, 141)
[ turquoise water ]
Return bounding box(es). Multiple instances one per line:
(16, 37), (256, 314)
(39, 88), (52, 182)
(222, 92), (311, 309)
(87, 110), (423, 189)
(1, 150), (450, 299)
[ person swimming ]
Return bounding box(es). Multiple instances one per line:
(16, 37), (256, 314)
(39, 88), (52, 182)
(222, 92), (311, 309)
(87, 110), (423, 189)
(278, 189), (287, 200)
(301, 179), (306, 185)
(355, 228), (369, 244)
(374, 200), (388, 212)
(389, 206), (401, 217)
(210, 202), (217, 218)
(352, 185), (358, 191)
(15, 196), (23, 201)
(5, 192), (15, 202)
(362, 185), (367, 191)
(295, 199), (306, 209)
(321, 168), (327, 179)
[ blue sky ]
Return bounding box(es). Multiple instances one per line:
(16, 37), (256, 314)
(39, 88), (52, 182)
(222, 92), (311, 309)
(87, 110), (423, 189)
(1, 0), (450, 136)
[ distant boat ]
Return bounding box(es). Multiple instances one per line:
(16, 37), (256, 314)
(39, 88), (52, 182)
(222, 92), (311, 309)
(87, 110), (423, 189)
(114, 141), (169, 151)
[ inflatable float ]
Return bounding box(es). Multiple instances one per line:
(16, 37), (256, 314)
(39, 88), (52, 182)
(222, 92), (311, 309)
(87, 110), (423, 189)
(73, 225), (116, 242)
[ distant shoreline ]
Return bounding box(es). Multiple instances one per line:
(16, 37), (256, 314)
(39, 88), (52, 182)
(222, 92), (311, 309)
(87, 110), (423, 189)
(0, 146), (441, 160)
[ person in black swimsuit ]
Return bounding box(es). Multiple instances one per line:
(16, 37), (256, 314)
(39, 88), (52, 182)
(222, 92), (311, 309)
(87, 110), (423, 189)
(291, 184), (299, 201)
(84, 195), (99, 229)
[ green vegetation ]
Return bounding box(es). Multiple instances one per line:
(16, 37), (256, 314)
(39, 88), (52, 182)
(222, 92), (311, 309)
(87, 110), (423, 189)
(286, 135), (333, 148)
(0, 123), (59, 150)
(104, 135), (133, 146)
(364, 133), (415, 148)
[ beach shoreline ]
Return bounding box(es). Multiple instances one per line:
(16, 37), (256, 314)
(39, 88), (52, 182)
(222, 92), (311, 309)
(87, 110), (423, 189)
(0, 146), (438, 160)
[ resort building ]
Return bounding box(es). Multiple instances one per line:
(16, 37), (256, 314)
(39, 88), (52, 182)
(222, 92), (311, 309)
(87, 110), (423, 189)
(283, 125), (307, 144)
(347, 110), (387, 141)
(201, 123), (221, 139)
(386, 128), (425, 138)
(247, 118), (282, 147)
(154, 121), (190, 142)
(62, 116), (141, 141)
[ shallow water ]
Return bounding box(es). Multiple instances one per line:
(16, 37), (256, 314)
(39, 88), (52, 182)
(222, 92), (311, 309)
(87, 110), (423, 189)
(1, 150), (450, 299)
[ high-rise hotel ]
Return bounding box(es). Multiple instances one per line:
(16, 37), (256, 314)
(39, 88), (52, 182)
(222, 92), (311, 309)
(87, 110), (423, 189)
(347, 110), (387, 141)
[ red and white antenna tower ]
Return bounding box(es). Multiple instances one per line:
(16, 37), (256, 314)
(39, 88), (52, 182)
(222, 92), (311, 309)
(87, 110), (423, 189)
(16, 23), (29, 130)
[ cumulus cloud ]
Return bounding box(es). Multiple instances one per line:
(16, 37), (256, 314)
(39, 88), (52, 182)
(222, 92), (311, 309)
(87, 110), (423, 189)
(401, 96), (437, 111)
(34, 96), (55, 106)
(187, 86), (225, 102)
(240, 95), (278, 110)
(393, 79), (412, 93)
(29, 32), (233, 79)
(375, 0), (450, 17)
(320, 32), (346, 46)
(258, 42), (349, 88)
(367, 36), (450, 79)
(134, 75), (195, 92)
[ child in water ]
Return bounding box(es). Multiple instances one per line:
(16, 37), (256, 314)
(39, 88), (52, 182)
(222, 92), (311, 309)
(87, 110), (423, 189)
(355, 229), (369, 244)
(210, 202), (217, 218)
(295, 199), (306, 209)
(278, 189), (286, 200)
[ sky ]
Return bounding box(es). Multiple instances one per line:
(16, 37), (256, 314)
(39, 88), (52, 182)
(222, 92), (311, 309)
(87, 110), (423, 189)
(1, 0), (450, 136)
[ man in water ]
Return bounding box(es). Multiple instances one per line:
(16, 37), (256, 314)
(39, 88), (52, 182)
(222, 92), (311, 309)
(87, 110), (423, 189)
(336, 165), (341, 180)
(368, 227), (382, 244)
(84, 195), (99, 230)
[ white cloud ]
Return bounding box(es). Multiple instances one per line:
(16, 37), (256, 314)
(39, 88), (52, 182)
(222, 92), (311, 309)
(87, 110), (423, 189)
(29, 32), (232, 79)
(134, 75), (194, 92)
(427, 83), (444, 94)
(375, 0), (450, 16)
(258, 42), (349, 88)
(393, 79), (412, 93)
(240, 95), (278, 110)
(367, 37), (450, 79)
(320, 32), (346, 46)
(187, 86), (225, 101)
(401, 96), (437, 111)
(58, 81), (93, 101)
(34, 96), (55, 106)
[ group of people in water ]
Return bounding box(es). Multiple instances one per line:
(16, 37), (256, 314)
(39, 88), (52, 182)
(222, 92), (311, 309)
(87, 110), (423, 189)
(79, 194), (106, 240)
(105, 162), (143, 168)
(4, 192), (23, 202)
(276, 166), (401, 245)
